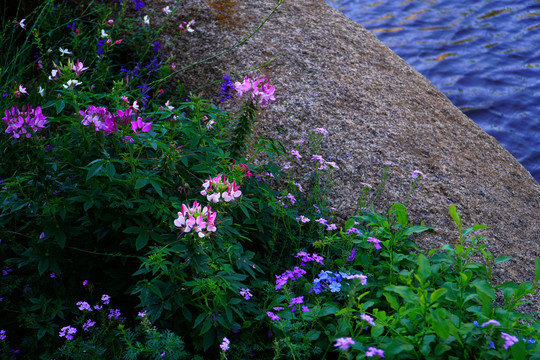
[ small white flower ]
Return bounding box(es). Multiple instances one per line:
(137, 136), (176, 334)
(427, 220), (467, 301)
(143, 15), (150, 25)
(49, 69), (59, 80)
(100, 29), (109, 38)
(162, 6), (172, 15)
(59, 47), (72, 56)
(186, 19), (195, 32)
(18, 85), (27, 94)
(132, 100), (139, 111)
(38, 86), (44, 97)
(165, 100), (174, 111)
(63, 79), (82, 89)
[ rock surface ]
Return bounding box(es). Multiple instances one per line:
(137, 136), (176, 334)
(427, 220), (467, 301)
(150, 0), (539, 312)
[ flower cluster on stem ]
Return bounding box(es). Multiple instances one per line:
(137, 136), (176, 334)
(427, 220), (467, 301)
(174, 201), (217, 238)
(2, 105), (47, 139)
(200, 174), (242, 203)
(234, 74), (276, 107)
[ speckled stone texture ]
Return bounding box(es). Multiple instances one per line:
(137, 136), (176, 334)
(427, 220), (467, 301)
(148, 0), (539, 312)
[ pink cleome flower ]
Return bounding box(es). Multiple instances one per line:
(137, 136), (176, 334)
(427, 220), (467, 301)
(131, 117), (152, 133)
(200, 174), (241, 203)
(2, 105), (47, 139)
(174, 201), (217, 238)
(79, 106), (117, 134)
(234, 74), (276, 106)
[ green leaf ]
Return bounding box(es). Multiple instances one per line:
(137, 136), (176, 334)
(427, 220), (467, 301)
(472, 279), (495, 309)
(104, 162), (116, 181)
(38, 257), (49, 276)
(420, 334), (437, 356)
(318, 303), (340, 317)
(535, 258), (540, 284)
(383, 292), (400, 311)
(430, 308), (450, 339)
(193, 313), (206, 329)
(306, 330), (321, 341)
(135, 178), (149, 189)
(83, 199), (94, 212)
(430, 288), (447, 303)
(385, 337), (415, 357)
(42, 100), (56, 109)
(344, 218), (355, 230)
(135, 232), (149, 251)
(403, 225), (432, 236)
(385, 285), (419, 304)
(148, 179), (163, 198)
(55, 100), (65, 115)
(417, 254), (431, 284)
(392, 203), (408, 228)
(123, 226), (141, 234)
(494, 256), (512, 265)
(202, 328), (215, 351)
(449, 205), (461, 229)
(86, 162), (104, 181)
(55, 229), (66, 249)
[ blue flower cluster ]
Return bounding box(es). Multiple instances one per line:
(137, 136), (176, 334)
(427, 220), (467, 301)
(311, 270), (351, 294)
(132, 0), (145, 10)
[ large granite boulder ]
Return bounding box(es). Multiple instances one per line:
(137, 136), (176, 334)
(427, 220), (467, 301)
(149, 0), (540, 312)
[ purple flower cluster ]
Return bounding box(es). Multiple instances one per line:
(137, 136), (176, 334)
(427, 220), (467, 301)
(334, 337), (354, 350)
(220, 337), (230, 351)
(77, 301), (93, 311)
(220, 75), (234, 102)
(97, 39), (106, 54)
(240, 288), (252, 300)
(501, 332), (519, 350)
(360, 314), (375, 326)
(367, 237), (382, 250)
(347, 274), (368, 285)
(266, 311), (280, 321)
(275, 193), (296, 207)
(344, 227), (362, 236)
(366, 347), (385, 358)
(59, 326), (77, 340)
(288, 296), (305, 312)
(83, 319), (96, 331)
(295, 251), (324, 266)
(347, 248), (356, 262)
(2, 105), (47, 139)
(412, 170), (426, 179)
(108, 308), (121, 320)
(137, 82), (151, 108)
(101, 294), (111, 305)
(275, 266), (306, 290)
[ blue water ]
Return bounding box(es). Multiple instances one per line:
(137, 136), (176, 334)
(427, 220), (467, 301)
(327, 0), (540, 182)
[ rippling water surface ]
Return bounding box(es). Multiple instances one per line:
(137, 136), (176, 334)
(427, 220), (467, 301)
(326, 0), (540, 182)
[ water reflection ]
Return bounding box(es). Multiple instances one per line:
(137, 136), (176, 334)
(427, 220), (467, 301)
(326, 0), (540, 182)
